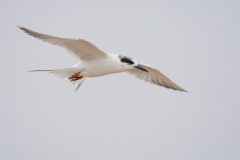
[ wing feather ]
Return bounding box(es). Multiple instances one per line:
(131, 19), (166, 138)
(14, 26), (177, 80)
(19, 27), (107, 59)
(127, 64), (187, 92)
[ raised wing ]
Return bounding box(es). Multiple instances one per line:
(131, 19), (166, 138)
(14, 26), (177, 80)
(19, 27), (107, 59)
(127, 64), (187, 92)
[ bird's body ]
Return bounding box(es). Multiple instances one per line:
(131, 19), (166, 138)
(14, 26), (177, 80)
(73, 54), (132, 77)
(19, 27), (187, 92)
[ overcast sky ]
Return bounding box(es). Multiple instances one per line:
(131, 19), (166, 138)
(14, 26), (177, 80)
(1, 0), (240, 160)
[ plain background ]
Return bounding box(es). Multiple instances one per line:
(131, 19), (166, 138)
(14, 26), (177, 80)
(1, 0), (240, 160)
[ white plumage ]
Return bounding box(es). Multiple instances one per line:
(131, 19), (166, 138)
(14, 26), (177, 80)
(19, 27), (187, 92)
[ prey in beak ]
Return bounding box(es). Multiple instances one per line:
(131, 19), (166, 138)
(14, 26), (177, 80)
(134, 65), (149, 72)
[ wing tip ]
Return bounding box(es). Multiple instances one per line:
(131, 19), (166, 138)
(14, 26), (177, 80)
(172, 86), (187, 93)
(18, 26), (33, 36)
(180, 89), (188, 93)
(17, 26), (27, 31)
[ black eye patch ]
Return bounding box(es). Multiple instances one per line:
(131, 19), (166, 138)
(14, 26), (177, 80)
(121, 57), (134, 65)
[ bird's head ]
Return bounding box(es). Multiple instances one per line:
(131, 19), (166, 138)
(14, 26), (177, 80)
(118, 55), (148, 72)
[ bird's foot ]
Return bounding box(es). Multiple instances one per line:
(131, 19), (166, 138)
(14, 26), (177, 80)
(69, 72), (83, 81)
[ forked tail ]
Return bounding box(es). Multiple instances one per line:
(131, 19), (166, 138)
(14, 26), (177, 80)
(29, 68), (85, 92)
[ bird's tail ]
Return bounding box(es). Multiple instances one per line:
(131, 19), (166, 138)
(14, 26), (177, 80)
(29, 68), (85, 92)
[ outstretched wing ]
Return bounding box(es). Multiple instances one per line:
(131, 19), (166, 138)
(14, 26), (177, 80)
(19, 27), (107, 59)
(127, 64), (187, 92)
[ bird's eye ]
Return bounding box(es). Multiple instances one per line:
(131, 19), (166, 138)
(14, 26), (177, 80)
(121, 57), (134, 65)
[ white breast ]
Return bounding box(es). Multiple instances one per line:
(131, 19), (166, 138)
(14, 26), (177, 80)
(76, 54), (133, 77)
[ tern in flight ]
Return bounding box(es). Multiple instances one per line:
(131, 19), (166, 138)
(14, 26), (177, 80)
(19, 27), (187, 92)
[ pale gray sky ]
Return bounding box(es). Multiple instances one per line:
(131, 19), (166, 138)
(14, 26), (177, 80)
(1, 0), (240, 160)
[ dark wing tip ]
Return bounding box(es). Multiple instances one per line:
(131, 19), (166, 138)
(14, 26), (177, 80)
(18, 26), (35, 37)
(18, 26), (27, 32)
(18, 26), (35, 35)
(170, 85), (187, 93)
(179, 89), (188, 93)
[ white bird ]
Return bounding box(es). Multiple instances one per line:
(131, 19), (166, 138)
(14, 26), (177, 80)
(19, 27), (187, 92)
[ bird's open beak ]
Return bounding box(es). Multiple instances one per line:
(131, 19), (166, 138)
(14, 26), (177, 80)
(134, 65), (148, 72)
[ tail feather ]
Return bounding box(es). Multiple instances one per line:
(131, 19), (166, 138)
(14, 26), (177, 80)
(29, 68), (77, 79)
(29, 68), (85, 91)
(29, 70), (52, 72)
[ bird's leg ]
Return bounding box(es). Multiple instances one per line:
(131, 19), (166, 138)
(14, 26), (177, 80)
(71, 72), (80, 78)
(69, 72), (83, 81)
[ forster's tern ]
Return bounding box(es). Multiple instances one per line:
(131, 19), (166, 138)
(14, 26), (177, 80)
(19, 27), (187, 92)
